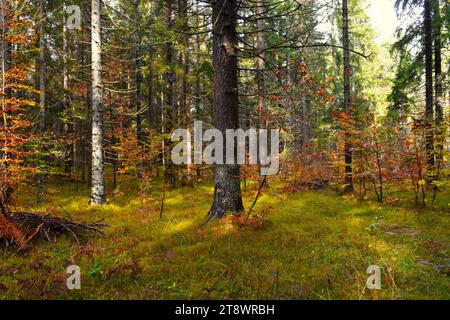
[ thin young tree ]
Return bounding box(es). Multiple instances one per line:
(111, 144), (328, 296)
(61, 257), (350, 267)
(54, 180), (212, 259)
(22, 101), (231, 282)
(163, 0), (177, 187)
(423, 0), (435, 180)
(342, 0), (353, 193)
(134, 0), (143, 144)
(36, 0), (46, 204)
(433, 0), (443, 165)
(256, 0), (267, 129)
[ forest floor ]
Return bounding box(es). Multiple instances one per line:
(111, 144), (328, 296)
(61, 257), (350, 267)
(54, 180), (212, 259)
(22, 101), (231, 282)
(0, 176), (449, 300)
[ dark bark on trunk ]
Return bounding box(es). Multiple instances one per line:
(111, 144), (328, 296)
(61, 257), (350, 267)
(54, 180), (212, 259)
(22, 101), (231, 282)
(37, 0), (46, 204)
(164, 0), (176, 187)
(424, 0), (435, 180)
(86, 2), (93, 187)
(80, 34), (87, 183)
(134, 0), (143, 144)
(433, 0), (444, 165)
(179, 0), (193, 187)
(342, 0), (353, 193)
(256, 0), (267, 129)
(147, 47), (154, 128)
(208, 0), (244, 219)
(194, 3), (202, 117)
(0, 0), (11, 100)
(63, 5), (72, 175)
(1, 1), (11, 207)
(179, 0), (190, 128)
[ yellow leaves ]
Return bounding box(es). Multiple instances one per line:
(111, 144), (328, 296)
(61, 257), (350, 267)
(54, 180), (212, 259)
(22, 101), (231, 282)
(8, 83), (40, 95)
(368, 240), (393, 255)
(418, 180), (426, 186)
(432, 180), (445, 188)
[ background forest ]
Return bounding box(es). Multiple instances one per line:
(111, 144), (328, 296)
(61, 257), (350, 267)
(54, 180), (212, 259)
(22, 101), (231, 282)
(0, 0), (448, 300)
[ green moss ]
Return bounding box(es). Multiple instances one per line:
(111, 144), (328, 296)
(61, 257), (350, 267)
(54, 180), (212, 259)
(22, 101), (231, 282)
(1, 177), (448, 300)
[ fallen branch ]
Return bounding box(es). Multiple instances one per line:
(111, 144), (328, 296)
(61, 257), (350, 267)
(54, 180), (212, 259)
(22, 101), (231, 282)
(8, 212), (108, 245)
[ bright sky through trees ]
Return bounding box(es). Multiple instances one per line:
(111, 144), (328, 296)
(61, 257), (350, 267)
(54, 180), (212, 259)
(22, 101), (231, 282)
(367, 0), (398, 43)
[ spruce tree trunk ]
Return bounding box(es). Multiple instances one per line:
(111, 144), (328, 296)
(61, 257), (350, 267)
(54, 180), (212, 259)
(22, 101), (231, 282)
(342, 0), (353, 193)
(90, 0), (106, 204)
(147, 43), (154, 172)
(164, 0), (176, 187)
(208, 0), (244, 219)
(0, 0), (10, 101)
(134, 0), (143, 144)
(134, 0), (145, 174)
(424, 0), (435, 180)
(147, 47), (154, 129)
(256, 0), (267, 129)
(433, 0), (444, 165)
(194, 0), (202, 117)
(63, 4), (72, 175)
(37, 0), (46, 204)
(86, 1), (93, 187)
(179, 0), (193, 187)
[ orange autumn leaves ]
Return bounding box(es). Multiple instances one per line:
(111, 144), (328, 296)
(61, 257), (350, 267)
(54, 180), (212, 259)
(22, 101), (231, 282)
(0, 214), (26, 248)
(1, 0), (37, 204)
(271, 62), (335, 108)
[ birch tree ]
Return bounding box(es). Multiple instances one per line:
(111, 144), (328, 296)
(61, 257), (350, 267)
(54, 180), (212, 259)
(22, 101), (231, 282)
(90, 0), (105, 204)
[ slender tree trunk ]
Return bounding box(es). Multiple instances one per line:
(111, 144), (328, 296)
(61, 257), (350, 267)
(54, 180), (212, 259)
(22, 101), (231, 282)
(256, 0), (267, 129)
(178, 0), (189, 128)
(80, 33), (86, 183)
(433, 0), (444, 165)
(179, 0), (193, 186)
(160, 74), (165, 178)
(147, 47), (154, 128)
(164, 0), (176, 187)
(134, 0), (143, 144)
(0, 0), (10, 101)
(0, 0), (11, 216)
(147, 44), (154, 173)
(37, 0), (46, 204)
(299, 58), (311, 152)
(194, 1), (202, 117)
(63, 3), (73, 175)
(134, 0), (145, 175)
(342, 0), (353, 193)
(39, 9), (46, 133)
(0, 0), (11, 211)
(86, 1), (93, 187)
(146, 2), (154, 130)
(0, 0), (8, 170)
(194, 0), (202, 184)
(90, 0), (105, 204)
(424, 0), (435, 180)
(208, 0), (244, 219)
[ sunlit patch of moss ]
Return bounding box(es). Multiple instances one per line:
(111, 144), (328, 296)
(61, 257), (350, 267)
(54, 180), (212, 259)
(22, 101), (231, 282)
(1, 177), (449, 300)
(163, 219), (195, 235)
